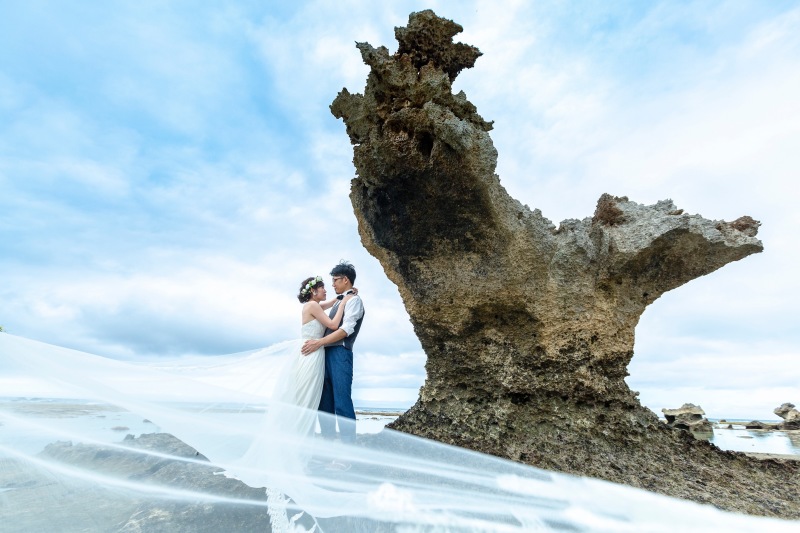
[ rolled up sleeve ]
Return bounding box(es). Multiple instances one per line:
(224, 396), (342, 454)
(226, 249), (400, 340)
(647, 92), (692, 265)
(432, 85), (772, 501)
(340, 296), (364, 336)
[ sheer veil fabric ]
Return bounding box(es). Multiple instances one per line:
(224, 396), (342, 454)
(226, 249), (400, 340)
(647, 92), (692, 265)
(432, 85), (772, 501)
(237, 319), (326, 484)
(0, 333), (797, 532)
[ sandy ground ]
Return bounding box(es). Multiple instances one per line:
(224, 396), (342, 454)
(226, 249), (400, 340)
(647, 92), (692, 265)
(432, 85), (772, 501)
(744, 452), (800, 462)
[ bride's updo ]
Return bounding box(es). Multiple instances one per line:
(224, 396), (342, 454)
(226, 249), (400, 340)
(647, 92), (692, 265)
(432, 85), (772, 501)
(297, 276), (323, 303)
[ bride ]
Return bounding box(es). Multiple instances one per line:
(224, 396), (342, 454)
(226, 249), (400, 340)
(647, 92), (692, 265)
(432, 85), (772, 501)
(263, 275), (354, 438)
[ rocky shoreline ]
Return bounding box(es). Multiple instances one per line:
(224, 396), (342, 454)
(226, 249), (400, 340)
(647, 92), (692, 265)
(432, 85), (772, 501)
(0, 434), (275, 533)
(744, 451), (800, 462)
(734, 403), (800, 431)
(3, 429), (799, 531)
(658, 402), (800, 462)
(2, 427), (798, 532)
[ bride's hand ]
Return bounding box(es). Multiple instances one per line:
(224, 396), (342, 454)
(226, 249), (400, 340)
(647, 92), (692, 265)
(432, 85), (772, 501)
(350, 287), (358, 296)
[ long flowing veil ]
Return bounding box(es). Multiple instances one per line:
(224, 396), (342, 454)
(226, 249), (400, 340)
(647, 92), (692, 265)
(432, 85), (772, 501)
(0, 333), (796, 532)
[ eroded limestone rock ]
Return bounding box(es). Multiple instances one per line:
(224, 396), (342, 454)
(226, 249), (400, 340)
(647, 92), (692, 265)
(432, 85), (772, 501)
(662, 403), (713, 434)
(332, 10), (799, 518)
(744, 420), (779, 430)
(775, 403), (800, 430)
(0, 434), (275, 531)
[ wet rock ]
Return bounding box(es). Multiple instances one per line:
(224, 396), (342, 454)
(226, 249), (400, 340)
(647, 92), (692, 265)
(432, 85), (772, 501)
(1, 434), (275, 532)
(662, 404), (713, 434)
(775, 403), (800, 430)
(331, 9), (799, 518)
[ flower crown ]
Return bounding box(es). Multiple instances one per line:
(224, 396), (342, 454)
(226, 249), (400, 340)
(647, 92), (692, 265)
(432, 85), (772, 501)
(300, 276), (323, 296)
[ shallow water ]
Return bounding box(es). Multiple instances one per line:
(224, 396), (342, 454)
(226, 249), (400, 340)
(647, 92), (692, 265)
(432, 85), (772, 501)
(0, 397), (400, 456)
(3, 398), (798, 458)
(707, 420), (800, 456)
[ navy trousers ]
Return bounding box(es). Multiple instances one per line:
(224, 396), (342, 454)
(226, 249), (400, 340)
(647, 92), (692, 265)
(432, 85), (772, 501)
(318, 345), (356, 442)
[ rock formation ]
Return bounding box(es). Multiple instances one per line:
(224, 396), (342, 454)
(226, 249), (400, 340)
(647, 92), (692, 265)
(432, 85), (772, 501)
(775, 403), (800, 430)
(0, 434), (276, 532)
(743, 420), (779, 430)
(739, 404), (800, 431)
(0, 434), (392, 532)
(332, 10), (799, 518)
(662, 403), (713, 435)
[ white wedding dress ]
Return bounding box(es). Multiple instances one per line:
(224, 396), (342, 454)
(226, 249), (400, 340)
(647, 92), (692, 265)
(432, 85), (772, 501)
(264, 318), (326, 435)
(235, 318), (327, 532)
(233, 319), (326, 481)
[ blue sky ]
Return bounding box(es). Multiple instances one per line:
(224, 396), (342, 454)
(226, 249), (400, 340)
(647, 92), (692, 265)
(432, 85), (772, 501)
(1, 1), (798, 418)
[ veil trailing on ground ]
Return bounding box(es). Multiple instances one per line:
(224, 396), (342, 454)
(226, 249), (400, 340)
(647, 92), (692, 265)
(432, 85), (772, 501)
(0, 333), (796, 532)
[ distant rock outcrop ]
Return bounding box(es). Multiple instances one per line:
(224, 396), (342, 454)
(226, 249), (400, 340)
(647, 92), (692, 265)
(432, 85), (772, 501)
(775, 403), (800, 430)
(743, 420), (780, 430)
(740, 403), (800, 431)
(331, 9), (799, 518)
(662, 404), (713, 434)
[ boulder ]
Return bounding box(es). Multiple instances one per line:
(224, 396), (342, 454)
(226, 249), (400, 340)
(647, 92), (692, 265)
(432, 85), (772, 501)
(662, 404), (713, 434)
(774, 403), (800, 430)
(0, 434), (279, 532)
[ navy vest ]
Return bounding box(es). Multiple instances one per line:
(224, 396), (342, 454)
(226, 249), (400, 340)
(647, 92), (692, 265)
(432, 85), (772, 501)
(325, 296), (364, 350)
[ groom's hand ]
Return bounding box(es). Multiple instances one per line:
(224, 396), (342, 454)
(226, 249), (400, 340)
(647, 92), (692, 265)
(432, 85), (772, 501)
(301, 339), (323, 355)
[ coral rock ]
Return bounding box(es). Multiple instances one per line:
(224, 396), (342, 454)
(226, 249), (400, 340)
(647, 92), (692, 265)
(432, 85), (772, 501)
(662, 403), (713, 434)
(775, 403), (800, 430)
(332, 9), (798, 518)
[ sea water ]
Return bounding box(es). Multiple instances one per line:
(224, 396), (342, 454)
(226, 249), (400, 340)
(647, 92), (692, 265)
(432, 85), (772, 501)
(707, 418), (800, 455)
(2, 398), (798, 457)
(0, 397), (405, 457)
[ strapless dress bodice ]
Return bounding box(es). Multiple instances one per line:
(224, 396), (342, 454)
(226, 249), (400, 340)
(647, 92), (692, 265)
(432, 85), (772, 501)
(301, 319), (325, 341)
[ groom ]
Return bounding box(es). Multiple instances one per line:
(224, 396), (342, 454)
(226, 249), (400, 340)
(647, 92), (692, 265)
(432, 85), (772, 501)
(301, 260), (364, 443)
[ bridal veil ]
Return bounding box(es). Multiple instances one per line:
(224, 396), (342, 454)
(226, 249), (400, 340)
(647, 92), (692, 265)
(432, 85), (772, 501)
(1, 333), (796, 532)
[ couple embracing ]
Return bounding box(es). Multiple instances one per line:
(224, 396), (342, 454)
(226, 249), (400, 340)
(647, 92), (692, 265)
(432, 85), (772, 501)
(287, 260), (364, 444)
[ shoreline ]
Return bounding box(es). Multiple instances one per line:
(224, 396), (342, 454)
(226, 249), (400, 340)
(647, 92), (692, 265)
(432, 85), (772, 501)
(744, 452), (800, 462)
(354, 410), (404, 417)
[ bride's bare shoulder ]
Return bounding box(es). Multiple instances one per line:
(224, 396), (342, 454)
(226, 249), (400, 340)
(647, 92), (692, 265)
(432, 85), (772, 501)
(303, 301), (322, 311)
(302, 301), (323, 319)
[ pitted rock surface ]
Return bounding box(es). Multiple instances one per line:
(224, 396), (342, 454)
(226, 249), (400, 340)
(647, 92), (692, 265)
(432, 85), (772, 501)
(332, 10), (799, 518)
(662, 404), (713, 434)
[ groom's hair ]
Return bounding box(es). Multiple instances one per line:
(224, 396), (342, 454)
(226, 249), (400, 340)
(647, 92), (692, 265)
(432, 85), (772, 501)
(330, 260), (356, 285)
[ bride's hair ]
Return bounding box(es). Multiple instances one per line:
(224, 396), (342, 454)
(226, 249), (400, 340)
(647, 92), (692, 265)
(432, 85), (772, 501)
(297, 276), (324, 303)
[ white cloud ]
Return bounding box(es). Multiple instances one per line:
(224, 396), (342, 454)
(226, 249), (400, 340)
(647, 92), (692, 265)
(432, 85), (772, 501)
(1, 1), (798, 417)
(633, 386), (798, 422)
(356, 350), (427, 389)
